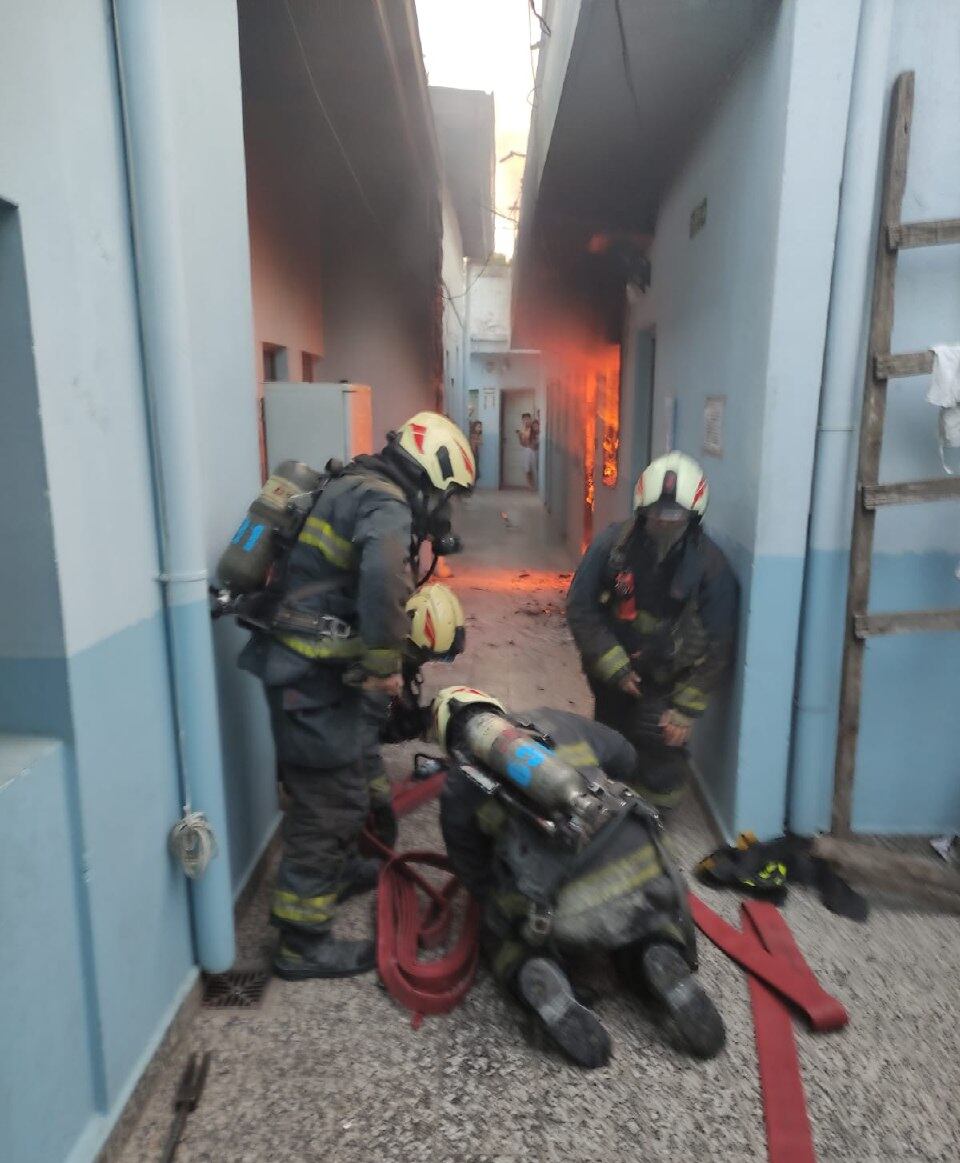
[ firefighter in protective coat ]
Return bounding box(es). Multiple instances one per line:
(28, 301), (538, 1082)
(436, 688), (724, 1068)
(238, 412), (475, 979)
(566, 452), (737, 810)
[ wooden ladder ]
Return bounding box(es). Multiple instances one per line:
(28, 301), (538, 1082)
(831, 70), (960, 845)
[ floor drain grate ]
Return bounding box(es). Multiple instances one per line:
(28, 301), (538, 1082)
(202, 969), (270, 1008)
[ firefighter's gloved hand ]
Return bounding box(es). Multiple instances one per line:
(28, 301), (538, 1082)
(660, 708), (693, 748)
(362, 673), (404, 697)
(618, 671), (642, 698)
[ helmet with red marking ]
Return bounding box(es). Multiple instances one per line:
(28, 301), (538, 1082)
(430, 685), (505, 749)
(633, 451), (709, 518)
(395, 411), (476, 495)
(405, 584), (465, 663)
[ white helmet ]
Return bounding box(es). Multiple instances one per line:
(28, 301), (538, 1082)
(405, 584), (465, 662)
(395, 412), (476, 494)
(633, 451), (709, 517)
(431, 685), (505, 749)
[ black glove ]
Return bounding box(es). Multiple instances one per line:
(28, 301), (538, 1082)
(380, 687), (430, 743)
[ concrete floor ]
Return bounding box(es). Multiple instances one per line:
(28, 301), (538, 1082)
(111, 491), (960, 1163)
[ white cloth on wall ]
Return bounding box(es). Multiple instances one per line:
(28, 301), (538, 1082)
(927, 344), (960, 408)
(926, 344), (960, 458)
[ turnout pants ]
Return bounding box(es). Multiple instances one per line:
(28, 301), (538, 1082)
(266, 674), (391, 935)
(480, 847), (689, 988)
(589, 680), (693, 810)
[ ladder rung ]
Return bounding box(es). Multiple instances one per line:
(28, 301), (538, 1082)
(887, 218), (960, 250)
(874, 350), (933, 379)
(862, 478), (960, 508)
(855, 608), (960, 638)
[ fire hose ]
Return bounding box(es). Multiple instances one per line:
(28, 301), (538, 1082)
(366, 767), (480, 1027)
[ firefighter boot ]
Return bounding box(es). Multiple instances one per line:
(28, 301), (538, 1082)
(517, 957), (612, 1069)
(639, 941), (725, 1059)
(273, 931), (376, 980)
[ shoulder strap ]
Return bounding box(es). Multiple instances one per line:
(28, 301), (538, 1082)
(603, 518), (638, 584)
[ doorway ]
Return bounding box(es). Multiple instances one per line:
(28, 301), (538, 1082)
(500, 388), (537, 489)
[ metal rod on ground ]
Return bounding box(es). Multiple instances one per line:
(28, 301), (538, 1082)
(159, 1052), (212, 1163)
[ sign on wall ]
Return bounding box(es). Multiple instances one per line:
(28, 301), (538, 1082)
(703, 395), (725, 457)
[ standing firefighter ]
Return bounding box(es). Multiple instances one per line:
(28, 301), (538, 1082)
(436, 687), (724, 1068)
(236, 413), (475, 979)
(566, 453), (737, 810)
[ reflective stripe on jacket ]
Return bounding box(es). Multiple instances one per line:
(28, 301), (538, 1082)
(241, 462), (413, 681)
(566, 519), (738, 717)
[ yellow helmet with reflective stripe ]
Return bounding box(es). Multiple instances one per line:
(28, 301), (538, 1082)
(431, 685), (505, 748)
(396, 411), (476, 493)
(405, 584), (465, 662)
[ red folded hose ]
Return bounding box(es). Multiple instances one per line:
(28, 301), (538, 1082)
(742, 901), (817, 1163)
(689, 893), (848, 1032)
(369, 770), (480, 1026)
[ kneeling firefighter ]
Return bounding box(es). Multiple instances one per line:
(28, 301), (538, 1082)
(566, 452), (738, 810)
(222, 412), (476, 979)
(435, 686), (725, 1068)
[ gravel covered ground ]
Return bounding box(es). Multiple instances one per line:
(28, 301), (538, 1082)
(108, 491), (960, 1163)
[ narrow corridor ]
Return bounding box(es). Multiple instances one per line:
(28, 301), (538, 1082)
(110, 493), (960, 1163)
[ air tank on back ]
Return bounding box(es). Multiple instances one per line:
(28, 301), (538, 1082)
(454, 709), (601, 825)
(217, 460), (322, 595)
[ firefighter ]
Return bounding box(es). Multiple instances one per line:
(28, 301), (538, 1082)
(435, 687), (724, 1069)
(238, 413), (475, 980)
(566, 452), (737, 811)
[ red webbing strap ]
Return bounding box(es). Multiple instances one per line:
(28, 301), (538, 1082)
(742, 901), (817, 1163)
(689, 894), (848, 1032)
(372, 771), (480, 1025)
(391, 770), (448, 816)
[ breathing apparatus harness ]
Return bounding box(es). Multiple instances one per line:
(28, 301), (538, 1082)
(209, 461), (332, 632)
(442, 700), (697, 961)
(211, 446), (466, 641)
(598, 511), (706, 677)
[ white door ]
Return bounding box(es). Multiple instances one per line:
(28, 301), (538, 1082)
(501, 389), (536, 489)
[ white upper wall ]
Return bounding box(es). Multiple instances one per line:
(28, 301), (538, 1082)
(469, 263), (511, 347)
(441, 182), (466, 422)
(0, 0), (262, 657)
(628, 0), (859, 561)
(753, 0), (861, 558)
(874, 0), (960, 555)
(165, 0), (262, 565)
(629, 4), (796, 557)
(0, 0), (163, 656)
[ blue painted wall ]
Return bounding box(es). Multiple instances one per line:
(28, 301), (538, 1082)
(0, 740), (96, 1163)
(624, 0), (861, 836)
(165, 0), (279, 889)
(0, 3), (277, 1160)
(789, 0), (960, 836)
